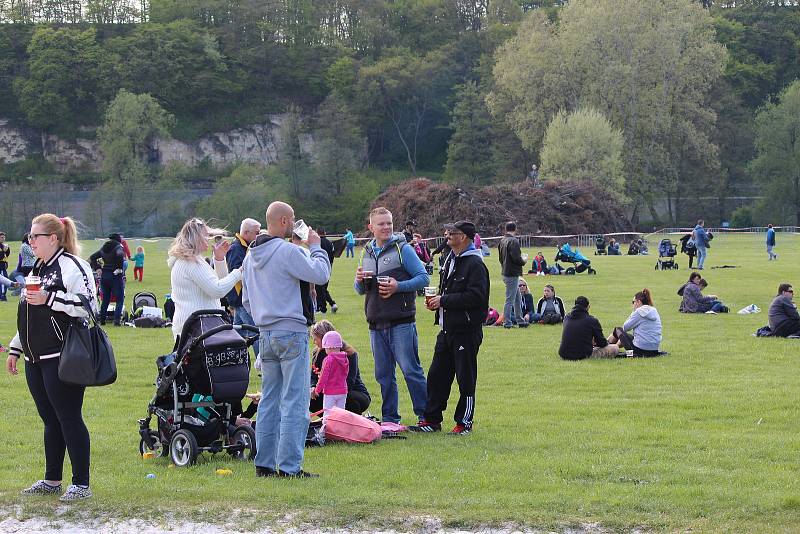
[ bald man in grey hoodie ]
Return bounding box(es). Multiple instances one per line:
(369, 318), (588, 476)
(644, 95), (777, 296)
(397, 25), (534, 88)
(242, 201), (330, 478)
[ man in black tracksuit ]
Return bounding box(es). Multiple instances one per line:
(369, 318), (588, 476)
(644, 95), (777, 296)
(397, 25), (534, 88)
(412, 221), (489, 435)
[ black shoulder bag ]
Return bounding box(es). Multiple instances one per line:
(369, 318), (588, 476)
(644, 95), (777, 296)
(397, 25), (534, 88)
(58, 294), (117, 387)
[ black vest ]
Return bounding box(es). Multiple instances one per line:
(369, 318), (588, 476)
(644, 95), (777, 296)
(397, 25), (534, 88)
(362, 239), (416, 328)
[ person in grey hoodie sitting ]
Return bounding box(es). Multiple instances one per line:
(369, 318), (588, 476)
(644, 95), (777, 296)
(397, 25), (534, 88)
(768, 283), (800, 337)
(607, 288), (662, 357)
(678, 272), (727, 313)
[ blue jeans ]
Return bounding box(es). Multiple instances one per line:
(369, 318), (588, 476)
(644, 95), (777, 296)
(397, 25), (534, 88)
(345, 243), (355, 257)
(502, 276), (523, 326)
(233, 306), (259, 357)
(696, 245), (707, 269)
(99, 271), (125, 324)
(767, 245), (776, 259)
(255, 329), (310, 474)
(0, 266), (7, 298)
(710, 301), (725, 312)
(369, 322), (427, 423)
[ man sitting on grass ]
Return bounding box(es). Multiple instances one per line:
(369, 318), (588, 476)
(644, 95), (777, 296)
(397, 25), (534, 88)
(558, 296), (617, 360)
(768, 283), (800, 337)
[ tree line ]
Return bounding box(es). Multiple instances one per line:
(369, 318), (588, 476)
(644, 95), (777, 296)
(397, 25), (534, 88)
(0, 0), (799, 232)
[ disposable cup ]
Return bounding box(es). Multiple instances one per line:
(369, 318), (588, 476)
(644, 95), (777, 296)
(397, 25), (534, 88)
(293, 219), (309, 241)
(377, 276), (390, 285)
(25, 275), (41, 293)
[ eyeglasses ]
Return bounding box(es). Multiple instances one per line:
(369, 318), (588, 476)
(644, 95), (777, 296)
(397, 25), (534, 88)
(29, 233), (54, 241)
(787, 289), (794, 293)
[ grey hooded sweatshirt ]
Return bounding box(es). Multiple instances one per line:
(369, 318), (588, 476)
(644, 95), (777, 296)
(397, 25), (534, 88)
(242, 234), (331, 333)
(622, 304), (662, 351)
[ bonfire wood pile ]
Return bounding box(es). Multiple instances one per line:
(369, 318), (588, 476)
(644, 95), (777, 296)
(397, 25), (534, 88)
(367, 178), (631, 239)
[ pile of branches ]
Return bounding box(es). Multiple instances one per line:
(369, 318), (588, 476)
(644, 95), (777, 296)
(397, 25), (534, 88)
(367, 178), (631, 239)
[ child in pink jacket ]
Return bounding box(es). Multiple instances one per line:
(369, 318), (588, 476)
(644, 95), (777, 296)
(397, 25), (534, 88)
(314, 330), (350, 411)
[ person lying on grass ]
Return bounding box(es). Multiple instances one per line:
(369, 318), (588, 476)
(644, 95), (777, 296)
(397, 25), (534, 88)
(606, 288), (662, 357)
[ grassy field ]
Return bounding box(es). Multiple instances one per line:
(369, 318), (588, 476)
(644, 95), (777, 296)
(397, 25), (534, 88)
(1, 233), (799, 532)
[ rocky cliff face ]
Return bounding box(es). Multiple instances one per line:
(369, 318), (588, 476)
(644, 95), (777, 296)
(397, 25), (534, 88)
(0, 114), (315, 172)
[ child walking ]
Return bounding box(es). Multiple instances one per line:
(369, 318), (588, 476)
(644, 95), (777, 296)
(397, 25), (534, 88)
(133, 246), (145, 282)
(312, 330), (349, 411)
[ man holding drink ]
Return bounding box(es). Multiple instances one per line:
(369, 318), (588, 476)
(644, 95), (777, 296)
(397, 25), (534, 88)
(354, 207), (429, 424)
(411, 221), (489, 435)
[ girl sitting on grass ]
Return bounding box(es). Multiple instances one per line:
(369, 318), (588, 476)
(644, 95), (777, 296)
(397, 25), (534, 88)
(607, 288), (662, 357)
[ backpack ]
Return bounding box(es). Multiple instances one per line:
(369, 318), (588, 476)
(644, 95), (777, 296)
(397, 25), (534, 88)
(323, 407), (382, 443)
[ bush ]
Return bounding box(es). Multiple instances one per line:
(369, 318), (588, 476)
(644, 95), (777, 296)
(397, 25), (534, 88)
(730, 206), (754, 228)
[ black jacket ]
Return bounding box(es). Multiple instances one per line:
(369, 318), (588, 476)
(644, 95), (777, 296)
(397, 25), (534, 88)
(9, 248), (98, 363)
(498, 233), (525, 277)
(320, 237), (335, 266)
(558, 305), (608, 360)
(89, 239), (125, 272)
(437, 247), (489, 331)
(225, 234), (249, 308)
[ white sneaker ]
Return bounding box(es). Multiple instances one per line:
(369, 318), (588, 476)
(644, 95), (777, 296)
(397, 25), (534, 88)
(331, 304), (338, 313)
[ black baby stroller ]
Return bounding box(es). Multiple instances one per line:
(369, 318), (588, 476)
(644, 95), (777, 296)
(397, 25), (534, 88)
(655, 239), (678, 270)
(594, 236), (607, 255)
(555, 243), (596, 275)
(138, 309), (259, 467)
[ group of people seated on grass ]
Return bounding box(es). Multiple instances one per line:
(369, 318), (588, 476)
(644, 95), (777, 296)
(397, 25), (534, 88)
(558, 289), (663, 360)
(485, 281), (566, 327)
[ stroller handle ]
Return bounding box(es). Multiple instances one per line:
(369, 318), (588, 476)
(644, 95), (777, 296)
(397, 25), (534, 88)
(186, 323), (260, 353)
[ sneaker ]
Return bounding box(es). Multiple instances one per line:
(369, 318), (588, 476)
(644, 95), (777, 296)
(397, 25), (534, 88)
(21, 480), (62, 495)
(408, 421), (441, 433)
(517, 321), (529, 328)
(59, 484), (92, 501)
(331, 304), (338, 313)
(256, 466), (278, 477)
(277, 469), (319, 478)
(0, 295), (7, 301)
(502, 324), (513, 329)
(449, 424), (472, 436)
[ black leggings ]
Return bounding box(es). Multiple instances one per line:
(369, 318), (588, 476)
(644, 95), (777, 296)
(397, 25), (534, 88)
(25, 358), (90, 486)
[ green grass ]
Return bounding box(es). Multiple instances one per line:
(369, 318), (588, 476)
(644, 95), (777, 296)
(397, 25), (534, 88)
(1, 234), (799, 531)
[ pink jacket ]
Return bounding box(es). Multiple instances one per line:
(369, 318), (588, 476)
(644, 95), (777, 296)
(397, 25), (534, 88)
(314, 350), (349, 396)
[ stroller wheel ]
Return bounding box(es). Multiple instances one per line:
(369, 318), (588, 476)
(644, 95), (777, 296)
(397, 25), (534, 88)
(229, 426), (257, 461)
(565, 267), (576, 276)
(588, 267), (596, 275)
(170, 429), (199, 467)
(139, 430), (166, 459)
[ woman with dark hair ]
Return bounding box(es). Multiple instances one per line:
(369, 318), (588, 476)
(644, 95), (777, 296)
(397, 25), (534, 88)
(534, 284), (565, 324)
(6, 214), (98, 501)
(768, 283), (800, 337)
(607, 288), (662, 357)
(678, 272), (727, 313)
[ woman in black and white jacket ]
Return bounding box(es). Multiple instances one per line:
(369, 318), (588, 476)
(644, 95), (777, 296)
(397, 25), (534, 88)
(5, 213), (98, 501)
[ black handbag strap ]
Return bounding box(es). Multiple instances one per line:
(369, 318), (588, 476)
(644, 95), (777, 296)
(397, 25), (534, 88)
(75, 293), (102, 327)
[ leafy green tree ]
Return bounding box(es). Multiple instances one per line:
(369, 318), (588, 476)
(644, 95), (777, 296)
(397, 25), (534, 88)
(488, 0), (726, 221)
(14, 26), (113, 133)
(278, 105), (314, 199)
(355, 47), (457, 173)
(445, 81), (494, 184)
(98, 89), (176, 232)
(98, 89), (175, 180)
(749, 80), (800, 224)
(196, 164), (289, 230)
(314, 95), (364, 196)
(540, 108), (625, 198)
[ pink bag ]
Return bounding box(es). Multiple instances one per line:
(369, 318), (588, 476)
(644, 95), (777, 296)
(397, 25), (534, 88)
(323, 407), (382, 443)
